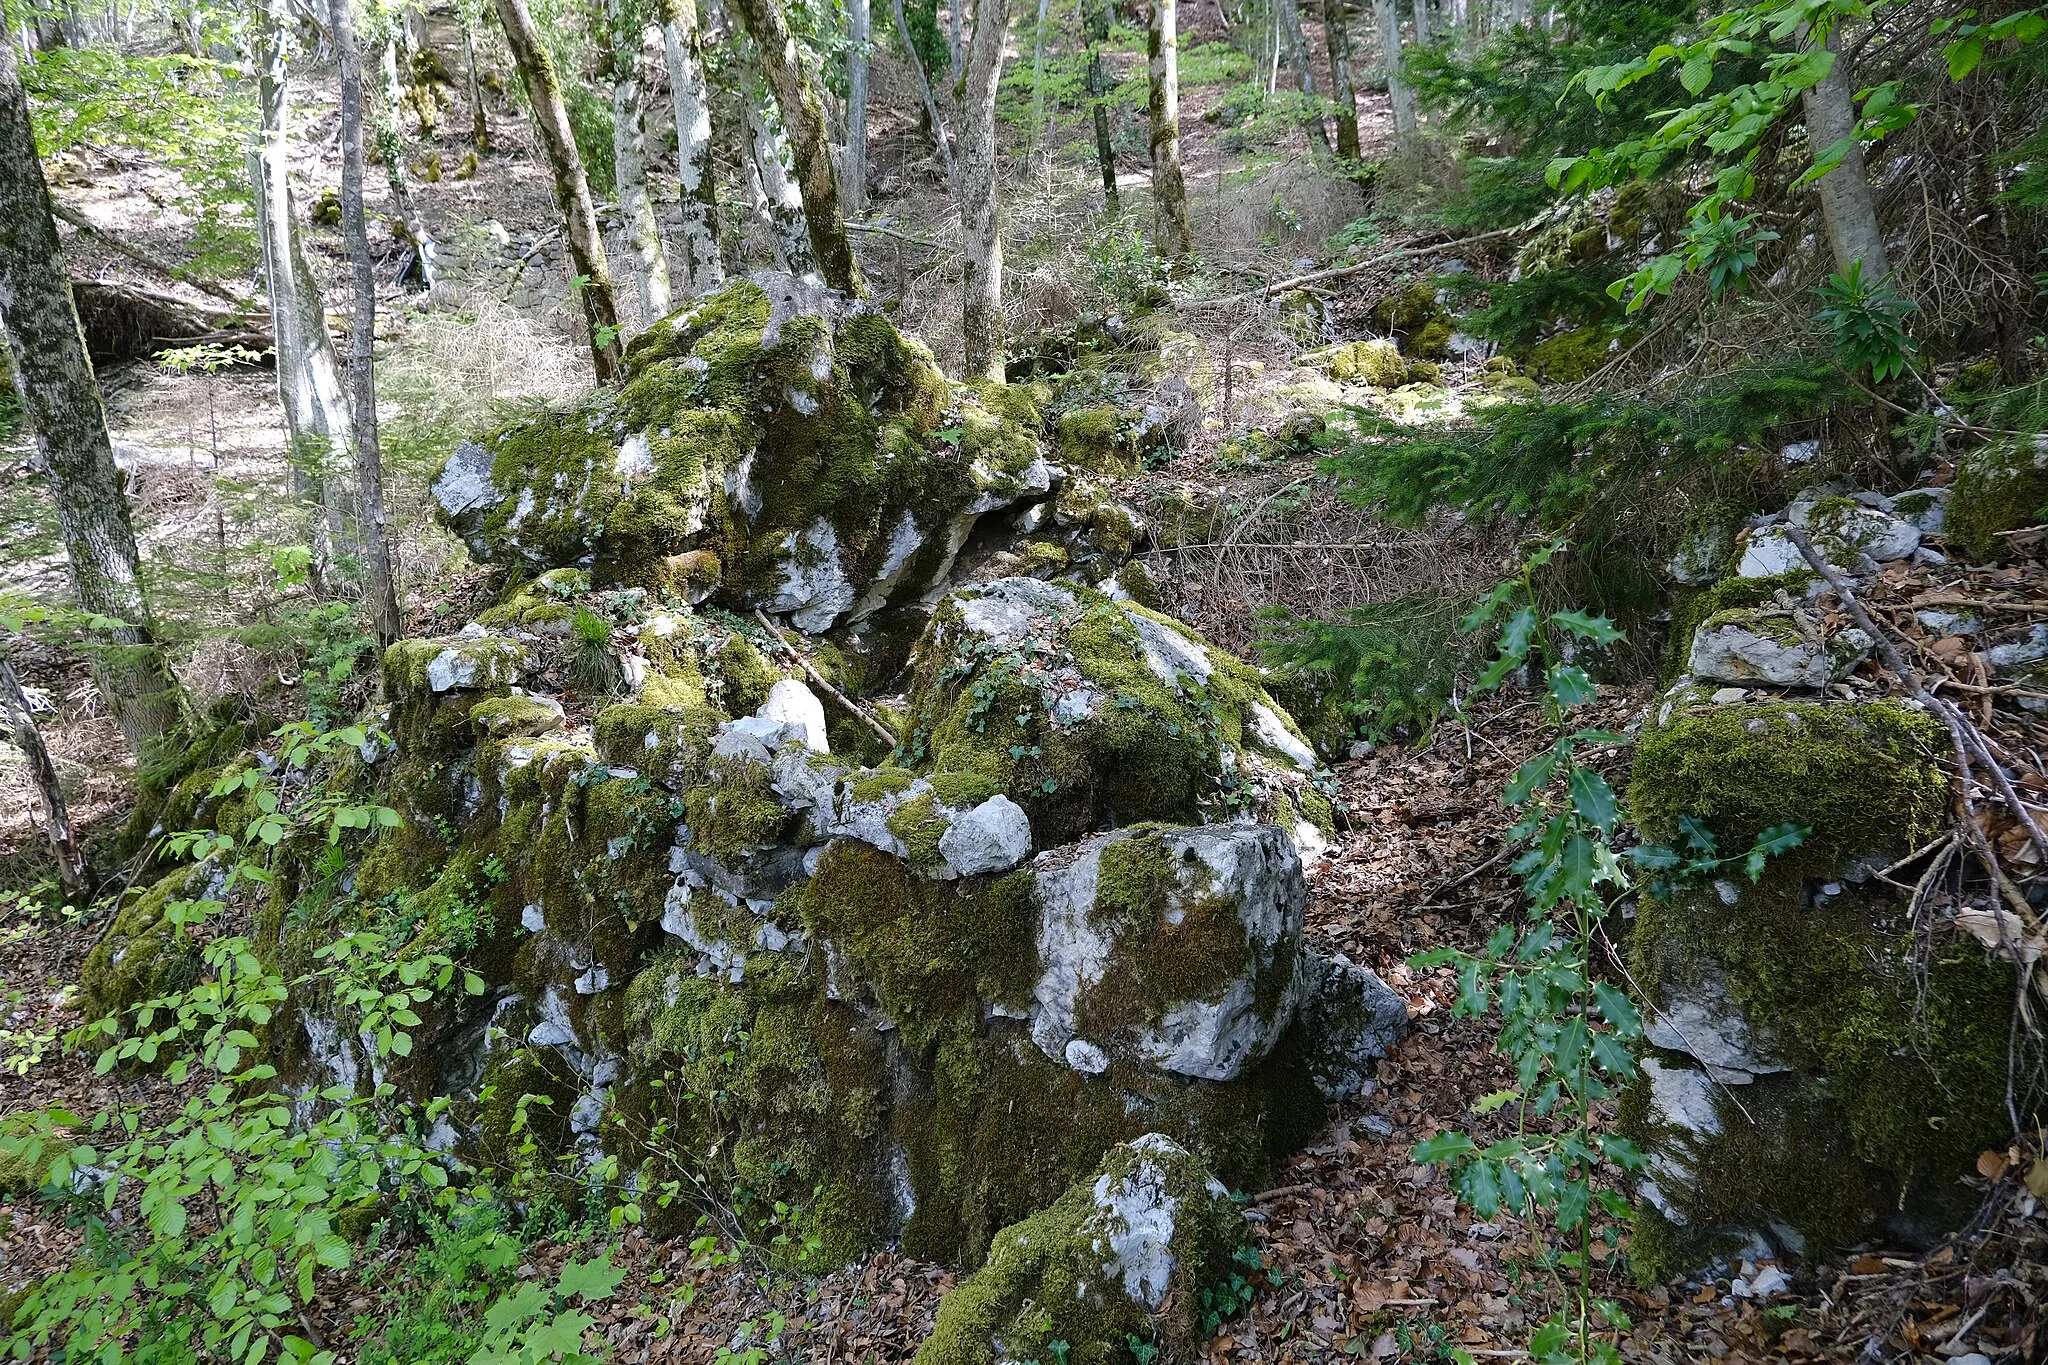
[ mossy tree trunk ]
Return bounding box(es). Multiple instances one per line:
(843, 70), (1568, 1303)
(1278, 0), (1330, 152)
(1373, 0), (1416, 145)
(1324, 0), (1360, 158)
(494, 0), (627, 379)
(0, 41), (185, 756)
(660, 0), (726, 296)
(846, 0), (870, 216)
(1082, 0), (1116, 208)
(334, 0), (404, 647)
(726, 0), (868, 297)
(742, 68), (822, 280)
(253, 0), (352, 591)
(1799, 20), (1891, 284)
(1147, 0), (1192, 263)
(375, 34), (438, 288)
(0, 657), (83, 901)
(604, 0), (674, 328)
(959, 0), (1010, 379)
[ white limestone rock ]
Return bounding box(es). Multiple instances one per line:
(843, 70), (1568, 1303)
(1688, 609), (1870, 688)
(758, 678), (830, 754)
(938, 794), (1034, 875)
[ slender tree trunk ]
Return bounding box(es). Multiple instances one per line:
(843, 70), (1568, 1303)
(1325, 0), (1359, 158)
(1374, 0), (1415, 143)
(892, 0), (956, 179)
(0, 659), (83, 901)
(605, 0), (672, 327)
(846, 0), (869, 214)
(494, 0), (626, 379)
(1147, 0), (1191, 261)
(661, 0), (726, 295)
(948, 0), (963, 87)
(958, 0), (1009, 378)
(253, 0), (351, 589)
(1278, 0), (1328, 151)
(0, 44), (183, 756)
(462, 8), (491, 152)
(1800, 21), (1890, 282)
(333, 0), (403, 647)
(1464, 0), (1480, 50)
(1083, 0), (1116, 207)
(1030, 0), (1049, 143)
(1507, 0), (1524, 26)
(743, 71), (820, 278)
(372, 36), (438, 288)
(1411, 0), (1428, 46)
(726, 0), (867, 296)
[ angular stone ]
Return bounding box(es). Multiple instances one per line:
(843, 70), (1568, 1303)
(1688, 609), (1869, 687)
(757, 678), (829, 753)
(938, 794), (1033, 876)
(1293, 952), (1409, 1100)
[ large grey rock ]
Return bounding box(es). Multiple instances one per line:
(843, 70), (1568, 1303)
(1689, 609), (1869, 688)
(1645, 967), (1789, 1084)
(1294, 952), (1409, 1100)
(1029, 824), (1305, 1082)
(938, 794), (1034, 875)
(757, 678), (829, 754)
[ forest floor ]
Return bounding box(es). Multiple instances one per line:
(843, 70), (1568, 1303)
(4, 7), (2047, 1364)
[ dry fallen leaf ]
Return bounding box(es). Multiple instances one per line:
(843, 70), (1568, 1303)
(2028, 1158), (2048, 1199)
(1977, 1149), (2010, 1180)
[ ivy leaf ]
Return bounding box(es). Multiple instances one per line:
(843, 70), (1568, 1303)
(557, 1254), (625, 1302)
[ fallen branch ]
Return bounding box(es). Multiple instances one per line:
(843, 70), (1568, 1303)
(1182, 224), (1525, 311)
(50, 199), (253, 307)
(753, 609), (899, 749)
(846, 219), (950, 251)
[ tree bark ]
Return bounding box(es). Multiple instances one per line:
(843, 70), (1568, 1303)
(375, 36), (438, 288)
(744, 71), (821, 279)
(660, 0), (726, 296)
(1082, 0), (1116, 207)
(891, 0), (956, 180)
(726, 0), (867, 297)
(0, 42), (183, 757)
(462, 5), (491, 152)
(1374, 0), (1415, 143)
(845, 0), (870, 215)
(253, 0), (352, 589)
(605, 0), (673, 327)
(334, 0), (403, 647)
(948, 0), (964, 87)
(1147, 0), (1191, 262)
(0, 658), (83, 902)
(494, 0), (627, 379)
(1278, 0), (1329, 151)
(1800, 21), (1890, 283)
(1411, 0), (1429, 46)
(1325, 0), (1360, 158)
(958, 0), (1009, 378)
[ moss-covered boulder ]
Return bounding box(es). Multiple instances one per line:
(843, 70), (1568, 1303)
(431, 274), (1054, 631)
(1946, 436), (2048, 560)
(79, 863), (217, 1024)
(915, 1135), (1246, 1365)
(904, 578), (1332, 848)
(1622, 689), (2014, 1277)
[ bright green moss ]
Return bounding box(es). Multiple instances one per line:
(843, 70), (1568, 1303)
(848, 766), (917, 803)
(1056, 404), (1134, 475)
(1525, 326), (1612, 383)
(79, 866), (210, 1024)
(796, 841), (1039, 1050)
(683, 757), (790, 861)
(1946, 439), (2048, 560)
(468, 694), (563, 739)
(709, 635), (777, 715)
(1018, 539), (1069, 574)
(1664, 572), (1816, 682)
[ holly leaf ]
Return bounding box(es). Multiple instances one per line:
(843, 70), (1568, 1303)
(1568, 765), (1618, 833)
(1412, 1132), (1478, 1164)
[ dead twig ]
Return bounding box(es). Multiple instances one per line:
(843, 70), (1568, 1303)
(1182, 224), (1524, 310)
(753, 609), (899, 749)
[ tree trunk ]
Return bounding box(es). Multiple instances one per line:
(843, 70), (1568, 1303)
(1083, 0), (1116, 206)
(494, 0), (627, 379)
(375, 36), (438, 288)
(1374, 0), (1415, 143)
(948, 0), (963, 87)
(1030, 0), (1050, 143)
(660, 0), (726, 296)
(1147, 0), (1191, 262)
(1325, 0), (1359, 158)
(462, 8), (491, 152)
(1278, 0), (1328, 151)
(845, 0), (869, 215)
(743, 72), (822, 279)
(253, 0), (351, 589)
(605, 0), (673, 327)
(958, 0), (1009, 378)
(1411, 0), (1428, 46)
(334, 0), (403, 647)
(0, 44), (183, 757)
(0, 658), (84, 902)
(892, 0), (956, 180)
(726, 0), (867, 297)
(1800, 22), (1890, 282)
(1464, 0), (1481, 50)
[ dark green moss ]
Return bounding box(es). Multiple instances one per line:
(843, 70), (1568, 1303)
(1947, 439), (2048, 560)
